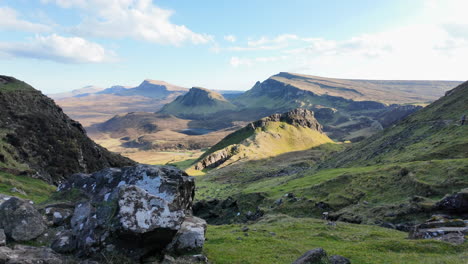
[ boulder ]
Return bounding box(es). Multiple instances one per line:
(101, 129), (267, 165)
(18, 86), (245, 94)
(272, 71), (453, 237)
(435, 189), (468, 214)
(292, 248), (351, 264)
(329, 255), (351, 264)
(166, 216), (207, 255)
(57, 165), (196, 260)
(292, 248), (327, 264)
(0, 245), (65, 264)
(0, 197), (46, 241)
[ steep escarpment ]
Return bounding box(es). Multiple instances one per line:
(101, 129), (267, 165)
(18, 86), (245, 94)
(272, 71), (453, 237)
(193, 108), (333, 170)
(160, 87), (236, 119)
(0, 75), (135, 184)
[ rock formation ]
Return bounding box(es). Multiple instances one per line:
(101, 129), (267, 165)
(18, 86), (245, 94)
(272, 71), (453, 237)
(0, 165), (207, 263)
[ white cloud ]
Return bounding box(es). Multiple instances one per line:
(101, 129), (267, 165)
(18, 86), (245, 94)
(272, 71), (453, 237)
(224, 35), (236, 43)
(230, 55), (288, 68)
(0, 34), (116, 63)
(0, 7), (51, 32)
(227, 1), (468, 81)
(41, 0), (213, 45)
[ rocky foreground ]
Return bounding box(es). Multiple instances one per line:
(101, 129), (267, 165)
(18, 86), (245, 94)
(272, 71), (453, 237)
(0, 165), (207, 263)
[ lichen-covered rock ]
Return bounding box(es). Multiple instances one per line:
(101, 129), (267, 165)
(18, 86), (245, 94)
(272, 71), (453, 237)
(0, 197), (46, 242)
(0, 245), (65, 264)
(57, 165), (196, 260)
(166, 216), (207, 255)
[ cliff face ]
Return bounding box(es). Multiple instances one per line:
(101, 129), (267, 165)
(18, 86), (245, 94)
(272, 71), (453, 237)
(0, 76), (135, 184)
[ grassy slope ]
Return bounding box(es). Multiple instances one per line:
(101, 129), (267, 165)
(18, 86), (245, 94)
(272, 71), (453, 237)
(195, 122), (333, 170)
(324, 81), (468, 167)
(204, 215), (468, 264)
(196, 82), (468, 263)
(0, 171), (55, 203)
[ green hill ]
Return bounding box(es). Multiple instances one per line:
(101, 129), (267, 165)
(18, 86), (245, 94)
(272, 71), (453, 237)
(194, 81), (468, 227)
(160, 87), (236, 119)
(323, 80), (468, 168)
(192, 109), (333, 171)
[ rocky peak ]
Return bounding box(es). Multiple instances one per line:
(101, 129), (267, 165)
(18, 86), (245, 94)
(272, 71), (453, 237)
(249, 108), (323, 132)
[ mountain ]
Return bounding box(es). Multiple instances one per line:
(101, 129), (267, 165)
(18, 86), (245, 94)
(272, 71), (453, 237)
(234, 72), (462, 109)
(323, 80), (468, 168)
(0, 75), (135, 184)
(160, 87), (237, 119)
(109, 79), (188, 99)
(53, 80), (187, 127)
(49, 85), (104, 99)
(229, 72), (461, 141)
(193, 108), (333, 170)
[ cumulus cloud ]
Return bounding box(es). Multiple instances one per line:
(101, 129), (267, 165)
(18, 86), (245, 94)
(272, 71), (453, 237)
(0, 7), (51, 32)
(224, 35), (236, 42)
(41, 0), (213, 45)
(0, 34), (116, 63)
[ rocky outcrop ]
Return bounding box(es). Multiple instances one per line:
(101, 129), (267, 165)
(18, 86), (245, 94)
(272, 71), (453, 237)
(194, 108), (330, 171)
(434, 189), (468, 215)
(0, 165), (207, 263)
(409, 215), (467, 245)
(292, 248), (350, 264)
(0, 75), (135, 184)
(247, 108), (323, 132)
(53, 165), (199, 260)
(0, 197), (46, 242)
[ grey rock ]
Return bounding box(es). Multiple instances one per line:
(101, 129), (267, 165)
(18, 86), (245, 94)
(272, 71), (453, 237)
(44, 204), (74, 227)
(409, 216), (468, 245)
(0, 245), (64, 264)
(292, 248), (327, 264)
(51, 230), (77, 253)
(329, 255), (351, 264)
(57, 165), (195, 260)
(166, 216), (207, 255)
(0, 197), (46, 241)
(0, 229), (5, 246)
(435, 189), (468, 213)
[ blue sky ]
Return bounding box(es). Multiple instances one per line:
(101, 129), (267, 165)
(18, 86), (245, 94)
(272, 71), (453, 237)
(0, 0), (467, 93)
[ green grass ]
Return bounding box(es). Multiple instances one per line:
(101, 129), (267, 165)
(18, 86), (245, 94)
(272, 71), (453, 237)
(204, 215), (468, 264)
(0, 171), (56, 203)
(0, 79), (35, 92)
(196, 157), (468, 222)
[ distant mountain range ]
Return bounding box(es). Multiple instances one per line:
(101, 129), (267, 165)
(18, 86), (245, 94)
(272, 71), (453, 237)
(52, 72), (463, 145)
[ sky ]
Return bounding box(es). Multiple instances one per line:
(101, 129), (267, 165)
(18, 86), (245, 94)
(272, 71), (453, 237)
(0, 0), (467, 94)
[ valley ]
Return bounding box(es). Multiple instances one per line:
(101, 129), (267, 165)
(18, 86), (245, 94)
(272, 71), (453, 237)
(0, 74), (467, 264)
